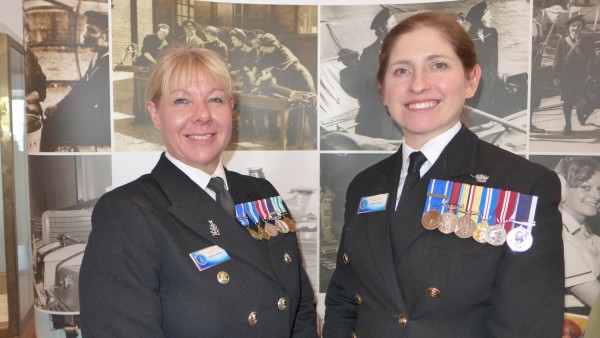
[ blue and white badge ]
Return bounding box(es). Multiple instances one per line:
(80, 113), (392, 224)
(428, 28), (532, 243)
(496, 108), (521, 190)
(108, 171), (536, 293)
(189, 245), (231, 271)
(357, 193), (389, 214)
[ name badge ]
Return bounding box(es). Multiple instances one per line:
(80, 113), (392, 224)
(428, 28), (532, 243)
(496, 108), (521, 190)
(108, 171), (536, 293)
(357, 193), (389, 214)
(189, 245), (231, 271)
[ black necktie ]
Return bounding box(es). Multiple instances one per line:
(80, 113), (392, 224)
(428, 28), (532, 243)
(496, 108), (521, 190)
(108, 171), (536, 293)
(398, 151), (427, 207)
(207, 177), (235, 217)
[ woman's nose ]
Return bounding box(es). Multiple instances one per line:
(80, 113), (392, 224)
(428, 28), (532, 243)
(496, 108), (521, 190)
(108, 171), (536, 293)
(192, 103), (211, 123)
(410, 71), (430, 94)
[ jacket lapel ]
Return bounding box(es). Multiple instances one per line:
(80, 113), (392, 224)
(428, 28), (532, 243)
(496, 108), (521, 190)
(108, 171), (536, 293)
(151, 155), (280, 284)
(363, 150), (406, 306)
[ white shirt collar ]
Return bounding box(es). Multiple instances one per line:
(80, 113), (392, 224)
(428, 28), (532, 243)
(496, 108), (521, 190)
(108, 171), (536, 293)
(164, 152), (229, 190)
(401, 121), (462, 173)
(560, 204), (589, 236)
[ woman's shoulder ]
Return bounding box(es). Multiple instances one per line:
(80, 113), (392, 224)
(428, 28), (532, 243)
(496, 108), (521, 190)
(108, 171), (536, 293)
(97, 173), (164, 207)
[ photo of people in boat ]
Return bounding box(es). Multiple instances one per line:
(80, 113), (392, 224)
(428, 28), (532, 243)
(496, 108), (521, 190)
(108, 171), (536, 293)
(320, 1), (530, 154)
(111, 1), (317, 151)
(531, 0), (600, 154)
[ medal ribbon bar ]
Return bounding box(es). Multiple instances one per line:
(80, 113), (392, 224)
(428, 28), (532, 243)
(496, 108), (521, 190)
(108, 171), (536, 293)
(235, 203), (250, 228)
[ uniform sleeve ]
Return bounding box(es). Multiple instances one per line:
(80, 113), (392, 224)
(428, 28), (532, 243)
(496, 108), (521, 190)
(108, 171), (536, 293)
(322, 182), (360, 338)
(488, 169), (564, 337)
(79, 193), (166, 337)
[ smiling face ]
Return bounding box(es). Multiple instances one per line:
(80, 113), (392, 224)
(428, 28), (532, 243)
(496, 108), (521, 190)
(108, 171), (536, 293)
(565, 170), (600, 222)
(380, 27), (480, 148)
(568, 20), (583, 39)
(147, 68), (233, 174)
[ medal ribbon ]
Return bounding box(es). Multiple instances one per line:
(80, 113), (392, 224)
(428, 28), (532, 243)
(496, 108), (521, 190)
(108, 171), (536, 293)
(265, 197), (280, 219)
(235, 203), (250, 228)
(457, 183), (472, 217)
(423, 179), (437, 214)
(512, 193), (537, 232)
(424, 179), (448, 213)
(494, 189), (518, 233)
(245, 201), (261, 224)
(272, 196), (289, 214)
(468, 184), (483, 222)
(254, 199), (270, 221)
(443, 181), (462, 212)
(480, 187), (500, 224)
(440, 180), (453, 213)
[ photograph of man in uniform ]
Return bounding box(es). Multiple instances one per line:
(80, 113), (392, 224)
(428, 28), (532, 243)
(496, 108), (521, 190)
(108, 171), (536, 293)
(354, 7), (402, 140)
(177, 20), (203, 48)
(40, 10), (111, 152)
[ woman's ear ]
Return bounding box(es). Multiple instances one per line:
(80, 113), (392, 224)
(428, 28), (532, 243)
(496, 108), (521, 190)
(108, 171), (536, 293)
(465, 64), (482, 99)
(146, 101), (161, 131)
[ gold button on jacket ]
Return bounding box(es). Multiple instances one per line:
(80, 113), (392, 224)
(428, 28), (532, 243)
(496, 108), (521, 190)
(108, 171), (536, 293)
(426, 287), (441, 298)
(278, 297), (288, 310)
(217, 271), (230, 284)
(248, 311), (258, 325)
(284, 252), (292, 264)
(398, 314), (407, 328)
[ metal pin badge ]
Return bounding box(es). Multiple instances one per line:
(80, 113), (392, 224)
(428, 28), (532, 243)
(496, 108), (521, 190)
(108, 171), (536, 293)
(208, 220), (220, 236)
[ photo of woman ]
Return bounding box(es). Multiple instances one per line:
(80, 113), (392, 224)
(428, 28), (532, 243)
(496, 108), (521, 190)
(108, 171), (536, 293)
(555, 156), (600, 314)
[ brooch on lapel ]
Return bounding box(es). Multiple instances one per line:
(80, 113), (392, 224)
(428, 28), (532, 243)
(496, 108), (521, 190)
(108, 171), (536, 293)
(208, 220), (220, 236)
(470, 173), (489, 183)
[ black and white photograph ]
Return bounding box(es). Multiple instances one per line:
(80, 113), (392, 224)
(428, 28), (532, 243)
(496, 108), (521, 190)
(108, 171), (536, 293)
(319, 152), (390, 292)
(23, 0), (111, 153)
(531, 155), (600, 332)
(112, 1), (318, 152)
(320, 1), (530, 153)
(530, 0), (600, 154)
(28, 155), (111, 338)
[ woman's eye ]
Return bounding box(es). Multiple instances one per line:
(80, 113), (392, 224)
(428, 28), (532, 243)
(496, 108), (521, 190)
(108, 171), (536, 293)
(173, 97), (189, 105)
(433, 62), (447, 69)
(208, 97), (224, 104)
(393, 67), (408, 76)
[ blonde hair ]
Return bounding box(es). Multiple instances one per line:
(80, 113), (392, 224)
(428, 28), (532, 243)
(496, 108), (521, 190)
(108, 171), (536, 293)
(146, 45), (232, 105)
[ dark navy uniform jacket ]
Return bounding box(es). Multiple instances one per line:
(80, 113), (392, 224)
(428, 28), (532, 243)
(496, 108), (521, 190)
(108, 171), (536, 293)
(80, 154), (318, 337)
(323, 126), (564, 338)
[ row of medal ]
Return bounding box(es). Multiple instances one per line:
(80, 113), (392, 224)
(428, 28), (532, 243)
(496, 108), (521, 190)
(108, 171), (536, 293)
(420, 179), (538, 252)
(234, 196), (297, 241)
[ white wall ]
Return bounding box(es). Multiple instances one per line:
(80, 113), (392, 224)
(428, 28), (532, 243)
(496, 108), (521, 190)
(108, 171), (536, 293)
(0, 0), (23, 43)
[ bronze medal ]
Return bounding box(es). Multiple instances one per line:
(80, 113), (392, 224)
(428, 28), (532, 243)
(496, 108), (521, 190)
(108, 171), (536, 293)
(439, 211), (458, 234)
(421, 210), (442, 230)
(283, 215), (297, 232)
(455, 216), (476, 238)
(247, 227), (263, 240)
(275, 219), (289, 233)
(256, 223), (270, 240)
(472, 221), (488, 243)
(264, 221), (279, 237)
